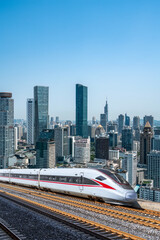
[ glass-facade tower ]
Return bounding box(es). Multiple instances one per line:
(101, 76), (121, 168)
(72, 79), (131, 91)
(0, 92), (14, 168)
(27, 98), (34, 145)
(34, 86), (49, 144)
(76, 84), (88, 138)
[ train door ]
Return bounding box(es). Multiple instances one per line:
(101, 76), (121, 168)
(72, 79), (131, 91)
(79, 172), (84, 192)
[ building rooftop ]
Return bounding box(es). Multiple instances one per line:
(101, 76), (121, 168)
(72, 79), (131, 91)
(0, 92), (12, 98)
(144, 121), (151, 128)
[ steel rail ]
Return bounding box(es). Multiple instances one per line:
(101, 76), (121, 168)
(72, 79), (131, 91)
(0, 190), (145, 240)
(0, 222), (22, 240)
(27, 190), (160, 230)
(1, 182), (160, 217)
(1, 183), (159, 230)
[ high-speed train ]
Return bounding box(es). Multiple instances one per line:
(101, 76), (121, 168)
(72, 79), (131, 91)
(0, 168), (137, 205)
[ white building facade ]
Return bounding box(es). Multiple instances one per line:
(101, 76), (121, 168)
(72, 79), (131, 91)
(74, 137), (90, 164)
(109, 150), (119, 160)
(120, 151), (137, 186)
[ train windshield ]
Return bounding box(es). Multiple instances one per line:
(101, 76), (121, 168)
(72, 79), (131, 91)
(98, 169), (131, 186)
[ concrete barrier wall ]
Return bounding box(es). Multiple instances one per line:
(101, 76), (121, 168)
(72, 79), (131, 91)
(138, 199), (160, 211)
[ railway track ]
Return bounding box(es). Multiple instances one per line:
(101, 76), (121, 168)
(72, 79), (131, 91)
(0, 219), (23, 240)
(0, 189), (145, 240)
(0, 183), (160, 231)
(1, 182), (160, 218)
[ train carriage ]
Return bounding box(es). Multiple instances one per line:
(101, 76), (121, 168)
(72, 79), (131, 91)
(0, 168), (137, 205)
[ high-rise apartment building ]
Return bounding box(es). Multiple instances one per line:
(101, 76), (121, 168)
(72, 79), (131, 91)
(125, 113), (130, 126)
(34, 86), (49, 144)
(14, 124), (23, 140)
(68, 136), (75, 158)
(100, 113), (107, 131)
(147, 151), (160, 188)
(154, 127), (160, 136)
(88, 125), (96, 142)
(109, 130), (118, 148)
(92, 116), (96, 125)
(74, 137), (90, 164)
(70, 124), (76, 136)
(27, 98), (34, 145)
(133, 116), (140, 130)
(36, 129), (55, 168)
(152, 127), (160, 151)
(107, 121), (118, 133)
(121, 151), (137, 186)
(122, 127), (133, 151)
(143, 115), (154, 128)
(0, 92), (14, 168)
(76, 84), (88, 138)
(140, 122), (153, 164)
(54, 126), (69, 162)
(95, 137), (109, 160)
(133, 116), (140, 141)
(118, 114), (124, 135)
(56, 116), (59, 124)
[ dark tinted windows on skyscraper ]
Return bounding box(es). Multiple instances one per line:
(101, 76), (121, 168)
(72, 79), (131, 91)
(76, 84), (88, 138)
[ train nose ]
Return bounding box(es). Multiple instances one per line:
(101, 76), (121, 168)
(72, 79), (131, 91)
(125, 192), (137, 201)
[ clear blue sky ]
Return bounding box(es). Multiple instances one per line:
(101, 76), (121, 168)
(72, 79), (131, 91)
(1, 0), (160, 121)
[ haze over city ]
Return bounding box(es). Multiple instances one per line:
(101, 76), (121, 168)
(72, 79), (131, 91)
(1, 0), (160, 120)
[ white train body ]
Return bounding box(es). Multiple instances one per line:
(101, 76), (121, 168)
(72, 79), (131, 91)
(0, 168), (137, 205)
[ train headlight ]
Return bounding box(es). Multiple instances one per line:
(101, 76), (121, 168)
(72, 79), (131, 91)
(125, 192), (137, 201)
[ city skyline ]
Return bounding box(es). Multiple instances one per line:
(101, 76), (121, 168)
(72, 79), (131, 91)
(1, 1), (160, 120)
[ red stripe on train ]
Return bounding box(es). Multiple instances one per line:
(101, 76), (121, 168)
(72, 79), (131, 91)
(93, 179), (116, 190)
(0, 176), (115, 190)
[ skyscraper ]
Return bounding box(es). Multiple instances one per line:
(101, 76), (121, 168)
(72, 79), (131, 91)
(140, 121), (153, 164)
(0, 92), (14, 168)
(122, 127), (133, 151)
(27, 98), (34, 145)
(104, 99), (108, 122)
(125, 113), (130, 126)
(34, 86), (49, 144)
(118, 114), (124, 135)
(36, 129), (55, 168)
(109, 130), (118, 148)
(133, 116), (140, 141)
(121, 151), (137, 186)
(54, 126), (69, 162)
(95, 137), (109, 160)
(74, 137), (90, 164)
(76, 84), (88, 138)
(100, 113), (107, 131)
(100, 99), (108, 132)
(133, 116), (140, 130)
(147, 151), (160, 188)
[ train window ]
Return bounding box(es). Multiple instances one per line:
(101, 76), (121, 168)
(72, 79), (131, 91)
(68, 177), (73, 183)
(98, 169), (130, 186)
(83, 178), (99, 185)
(75, 177), (79, 183)
(114, 173), (127, 184)
(72, 177), (79, 183)
(95, 176), (106, 181)
(59, 177), (67, 182)
(52, 176), (57, 181)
